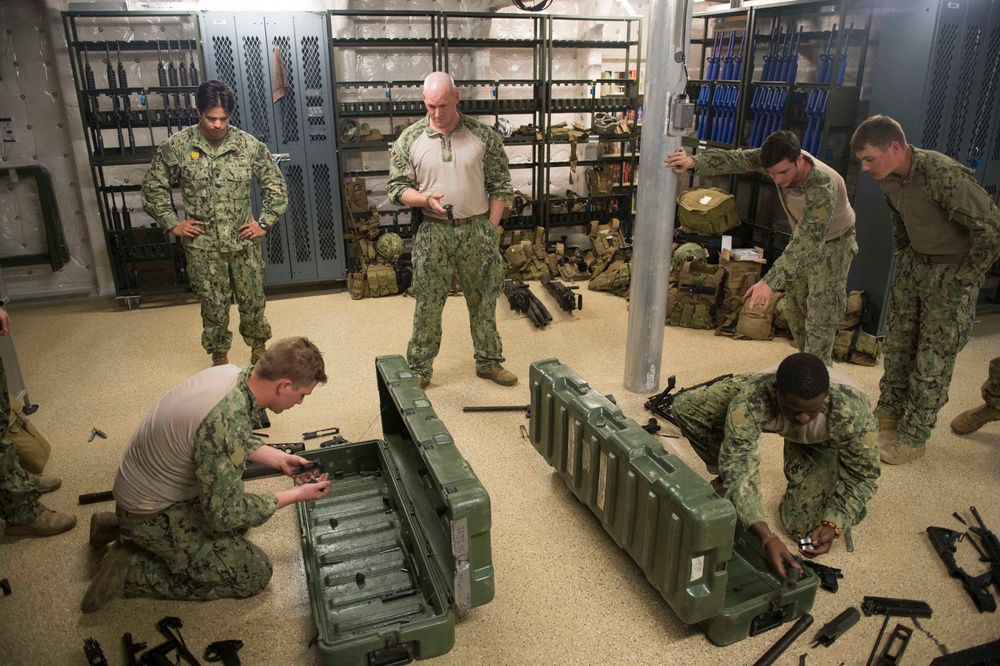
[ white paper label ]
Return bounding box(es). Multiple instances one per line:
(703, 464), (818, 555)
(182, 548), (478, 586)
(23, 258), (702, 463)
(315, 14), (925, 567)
(698, 195), (713, 205)
(597, 450), (608, 511)
(690, 555), (705, 583)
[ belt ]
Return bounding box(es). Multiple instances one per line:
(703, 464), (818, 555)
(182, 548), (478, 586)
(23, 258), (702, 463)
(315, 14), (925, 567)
(426, 214), (483, 226)
(912, 250), (966, 265)
(826, 227), (855, 243)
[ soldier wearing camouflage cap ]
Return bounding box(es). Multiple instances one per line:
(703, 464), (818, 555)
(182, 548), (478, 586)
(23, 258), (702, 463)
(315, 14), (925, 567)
(387, 72), (516, 389)
(142, 80), (288, 368)
(852, 115), (1000, 464)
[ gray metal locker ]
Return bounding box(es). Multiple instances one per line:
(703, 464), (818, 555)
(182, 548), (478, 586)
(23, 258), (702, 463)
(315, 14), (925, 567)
(202, 12), (345, 285)
(850, 0), (1000, 335)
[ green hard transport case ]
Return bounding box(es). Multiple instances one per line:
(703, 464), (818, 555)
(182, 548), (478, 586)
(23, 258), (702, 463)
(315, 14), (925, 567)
(528, 358), (817, 646)
(296, 355), (494, 665)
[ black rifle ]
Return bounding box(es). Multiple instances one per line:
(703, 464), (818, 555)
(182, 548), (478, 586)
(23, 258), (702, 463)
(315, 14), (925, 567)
(166, 42), (182, 126)
(541, 276), (582, 312)
(504, 278), (552, 329)
(110, 187), (122, 231)
(81, 47), (105, 155)
(124, 632), (146, 666)
(116, 41), (136, 153)
(156, 41), (172, 136)
(860, 596), (932, 666)
(188, 40), (199, 86)
(176, 40), (194, 125)
(105, 42), (125, 150)
(969, 506), (1000, 594)
(803, 560), (843, 593)
(120, 186), (132, 229)
(645, 373), (734, 426)
(927, 525), (997, 613)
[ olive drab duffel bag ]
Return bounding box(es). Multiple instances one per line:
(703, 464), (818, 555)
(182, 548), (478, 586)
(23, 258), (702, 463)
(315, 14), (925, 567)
(666, 262), (727, 329)
(677, 187), (741, 236)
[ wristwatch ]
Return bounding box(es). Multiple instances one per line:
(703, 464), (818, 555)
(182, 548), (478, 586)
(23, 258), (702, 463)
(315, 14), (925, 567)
(959, 278), (972, 287)
(257, 220), (270, 231)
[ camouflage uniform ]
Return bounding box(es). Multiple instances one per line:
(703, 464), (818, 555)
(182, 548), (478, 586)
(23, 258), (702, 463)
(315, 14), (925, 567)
(0, 358), (43, 526)
(115, 367), (279, 600)
(388, 115), (513, 379)
(692, 149), (857, 366)
(877, 148), (1000, 449)
(670, 371), (880, 537)
(983, 357), (1000, 408)
(141, 125), (288, 354)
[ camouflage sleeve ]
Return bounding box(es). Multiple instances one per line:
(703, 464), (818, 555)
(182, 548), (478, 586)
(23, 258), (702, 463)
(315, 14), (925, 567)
(141, 142), (181, 231)
(192, 400), (279, 532)
(717, 375), (775, 527)
(691, 148), (765, 177)
(822, 387), (880, 530)
(252, 140), (288, 229)
(927, 169), (1000, 283)
(763, 176), (836, 291)
(387, 131), (419, 205)
(483, 129), (514, 201)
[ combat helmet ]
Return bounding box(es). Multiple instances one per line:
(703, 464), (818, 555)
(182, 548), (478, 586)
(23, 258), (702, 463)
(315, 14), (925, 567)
(671, 242), (709, 272)
(376, 232), (404, 263)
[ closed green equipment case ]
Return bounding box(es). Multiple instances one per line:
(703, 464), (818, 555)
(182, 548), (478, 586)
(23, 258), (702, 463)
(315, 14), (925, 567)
(297, 355), (494, 665)
(528, 359), (817, 646)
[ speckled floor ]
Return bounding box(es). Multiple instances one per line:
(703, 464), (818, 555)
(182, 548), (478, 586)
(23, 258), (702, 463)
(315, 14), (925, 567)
(0, 287), (997, 665)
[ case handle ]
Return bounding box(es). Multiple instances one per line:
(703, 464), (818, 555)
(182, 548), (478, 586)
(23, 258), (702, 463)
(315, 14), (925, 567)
(367, 641), (415, 666)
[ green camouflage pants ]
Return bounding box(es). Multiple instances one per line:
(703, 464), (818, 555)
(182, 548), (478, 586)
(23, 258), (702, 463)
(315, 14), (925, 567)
(671, 375), (849, 536)
(0, 359), (43, 526)
(407, 217), (505, 378)
(982, 357), (1000, 408)
(877, 249), (977, 448)
(783, 231), (857, 366)
(185, 245), (271, 354)
(116, 498), (272, 601)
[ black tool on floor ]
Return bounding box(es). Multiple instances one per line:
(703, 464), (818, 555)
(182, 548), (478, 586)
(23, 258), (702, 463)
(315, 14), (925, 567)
(204, 639), (243, 665)
(641, 418), (660, 434)
(751, 613), (814, 666)
(303, 426), (339, 440)
(861, 596), (932, 666)
(156, 616), (201, 665)
(124, 632), (147, 666)
(0, 578), (10, 596)
(812, 607), (860, 648)
(876, 623), (912, 666)
(802, 560), (843, 592)
(84, 637), (109, 665)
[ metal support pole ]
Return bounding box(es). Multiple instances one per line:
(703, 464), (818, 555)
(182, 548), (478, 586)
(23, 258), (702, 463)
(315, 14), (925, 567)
(624, 0), (692, 393)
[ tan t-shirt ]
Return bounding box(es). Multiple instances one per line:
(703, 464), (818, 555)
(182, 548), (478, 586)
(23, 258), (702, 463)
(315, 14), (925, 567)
(778, 152), (855, 241)
(113, 365), (242, 513)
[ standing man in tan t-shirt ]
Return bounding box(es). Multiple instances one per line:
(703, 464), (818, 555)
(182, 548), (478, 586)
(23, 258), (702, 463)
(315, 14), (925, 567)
(666, 131), (858, 366)
(387, 72), (515, 388)
(851, 115), (1000, 464)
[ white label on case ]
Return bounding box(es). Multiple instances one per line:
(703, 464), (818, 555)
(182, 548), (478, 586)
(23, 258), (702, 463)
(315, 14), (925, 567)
(597, 450), (608, 511)
(690, 555), (705, 583)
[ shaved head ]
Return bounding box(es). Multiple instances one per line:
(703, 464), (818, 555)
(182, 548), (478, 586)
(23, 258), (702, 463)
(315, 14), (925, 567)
(422, 71), (461, 134)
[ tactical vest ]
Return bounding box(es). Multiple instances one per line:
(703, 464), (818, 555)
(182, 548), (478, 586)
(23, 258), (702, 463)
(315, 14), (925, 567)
(833, 328), (882, 366)
(666, 262), (727, 329)
(586, 167), (614, 198)
(589, 218), (626, 264)
(366, 263), (399, 298)
(344, 176), (371, 215)
(588, 249), (631, 297)
(677, 187), (741, 236)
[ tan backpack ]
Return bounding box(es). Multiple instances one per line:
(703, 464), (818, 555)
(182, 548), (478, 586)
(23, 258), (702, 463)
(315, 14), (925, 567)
(677, 187), (740, 236)
(666, 262), (727, 329)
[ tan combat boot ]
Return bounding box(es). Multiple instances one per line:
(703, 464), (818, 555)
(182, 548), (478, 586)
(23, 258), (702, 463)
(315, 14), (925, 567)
(89, 512), (120, 548)
(951, 403), (1000, 435)
(878, 431), (926, 465)
(415, 376), (430, 389)
(251, 346), (266, 365)
(875, 412), (898, 431)
(476, 365), (518, 386)
(31, 474), (62, 494)
(81, 541), (136, 613)
(212, 351), (229, 366)
(5, 509), (77, 537)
